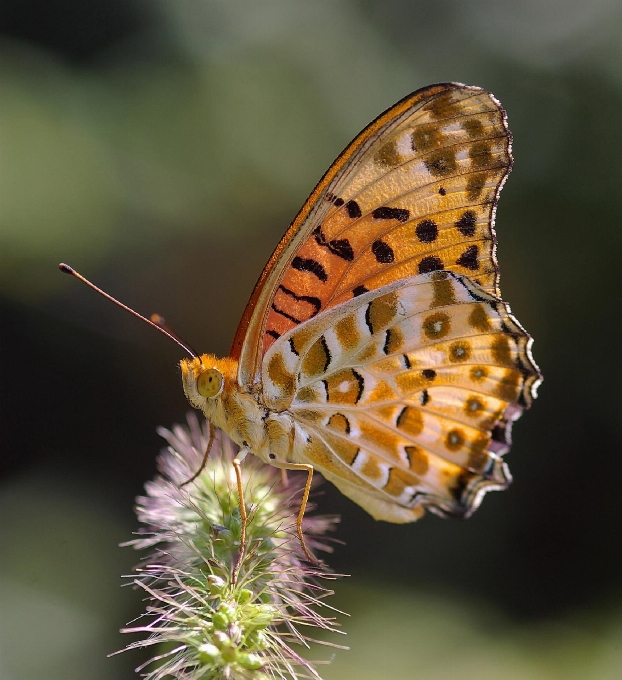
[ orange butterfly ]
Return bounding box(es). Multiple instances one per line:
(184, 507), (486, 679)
(179, 83), (541, 560)
(62, 82), (541, 565)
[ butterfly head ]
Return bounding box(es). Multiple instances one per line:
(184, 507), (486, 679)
(180, 354), (239, 416)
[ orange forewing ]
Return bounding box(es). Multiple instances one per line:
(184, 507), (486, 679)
(231, 83), (512, 386)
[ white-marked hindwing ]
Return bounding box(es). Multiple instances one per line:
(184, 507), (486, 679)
(262, 271), (541, 520)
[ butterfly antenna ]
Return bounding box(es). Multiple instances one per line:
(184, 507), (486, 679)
(149, 313), (199, 358)
(59, 263), (199, 358)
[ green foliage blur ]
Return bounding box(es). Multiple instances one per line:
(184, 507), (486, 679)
(1, 1), (622, 678)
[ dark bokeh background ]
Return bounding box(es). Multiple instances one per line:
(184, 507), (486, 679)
(1, 1), (621, 678)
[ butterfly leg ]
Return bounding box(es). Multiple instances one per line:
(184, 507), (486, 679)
(232, 448), (249, 582)
(281, 462), (320, 565)
(180, 420), (215, 487)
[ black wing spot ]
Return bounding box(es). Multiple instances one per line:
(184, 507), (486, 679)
(372, 206), (410, 222)
(267, 329), (281, 340)
(271, 303), (302, 324)
(328, 412), (351, 434)
(292, 256), (328, 282)
(329, 238), (354, 261)
(352, 369), (365, 403)
(288, 337), (299, 356)
(438, 187), (446, 196)
(383, 329), (394, 355)
(415, 219), (438, 243)
(314, 227), (354, 261)
(353, 285), (369, 297)
(364, 303), (373, 333)
(403, 354), (412, 369)
(278, 285), (322, 317)
(456, 245), (480, 271)
(396, 406), (408, 428)
(420, 389), (430, 406)
(455, 210), (477, 237)
(320, 335), (332, 372)
(334, 197), (344, 206)
(418, 256), (444, 274)
(422, 369), (436, 380)
(346, 200), (362, 218)
(372, 239), (395, 263)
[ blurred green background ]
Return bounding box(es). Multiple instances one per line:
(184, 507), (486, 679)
(1, 1), (622, 678)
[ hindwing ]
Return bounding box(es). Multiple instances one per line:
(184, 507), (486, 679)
(262, 272), (540, 520)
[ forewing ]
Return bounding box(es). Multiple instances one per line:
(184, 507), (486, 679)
(233, 83), (512, 386)
(262, 272), (541, 520)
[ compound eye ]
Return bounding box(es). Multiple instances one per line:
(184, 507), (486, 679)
(197, 368), (224, 398)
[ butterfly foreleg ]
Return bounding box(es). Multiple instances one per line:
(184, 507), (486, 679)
(278, 461), (319, 565)
(232, 447), (249, 582)
(180, 420), (215, 487)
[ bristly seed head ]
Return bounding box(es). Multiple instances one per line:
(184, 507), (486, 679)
(114, 412), (346, 680)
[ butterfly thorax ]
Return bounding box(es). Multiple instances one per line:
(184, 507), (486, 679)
(180, 354), (295, 466)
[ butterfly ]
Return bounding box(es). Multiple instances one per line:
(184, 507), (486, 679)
(174, 83), (541, 552)
(176, 82), (541, 562)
